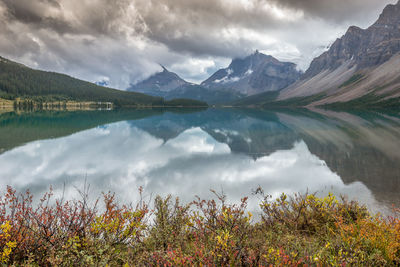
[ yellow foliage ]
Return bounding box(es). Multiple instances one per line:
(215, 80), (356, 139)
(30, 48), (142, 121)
(0, 221), (16, 263)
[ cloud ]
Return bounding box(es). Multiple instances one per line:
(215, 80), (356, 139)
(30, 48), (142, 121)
(269, 0), (396, 23)
(0, 0), (396, 87)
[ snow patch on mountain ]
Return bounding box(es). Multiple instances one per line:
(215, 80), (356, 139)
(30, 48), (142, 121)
(245, 69), (254, 76)
(214, 76), (241, 84)
(213, 68), (254, 84)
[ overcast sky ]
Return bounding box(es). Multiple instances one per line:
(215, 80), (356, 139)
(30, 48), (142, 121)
(0, 0), (396, 88)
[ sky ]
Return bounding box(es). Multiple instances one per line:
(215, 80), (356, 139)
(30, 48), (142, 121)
(0, 0), (396, 88)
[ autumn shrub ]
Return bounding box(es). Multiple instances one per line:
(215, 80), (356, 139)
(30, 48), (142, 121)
(0, 186), (148, 266)
(0, 186), (399, 266)
(147, 191), (255, 266)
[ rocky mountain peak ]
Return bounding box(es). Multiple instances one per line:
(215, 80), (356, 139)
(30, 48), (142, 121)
(201, 51), (301, 96)
(128, 67), (190, 93)
(373, 1), (400, 27)
(304, 1), (400, 79)
(161, 65), (169, 73)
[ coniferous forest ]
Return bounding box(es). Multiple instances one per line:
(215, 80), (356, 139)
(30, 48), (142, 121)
(0, 57), (207, 107)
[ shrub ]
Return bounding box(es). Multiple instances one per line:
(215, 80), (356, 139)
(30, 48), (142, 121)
(0, 186), (398, 266)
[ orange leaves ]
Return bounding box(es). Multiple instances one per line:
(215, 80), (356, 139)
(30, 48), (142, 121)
(336, 215), (400, 264)
(0, 186), (149, 265)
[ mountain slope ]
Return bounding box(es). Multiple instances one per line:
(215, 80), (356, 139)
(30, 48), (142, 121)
(202, 51), (301, 96)
(128, 66), (191, 94)
(0, 56), (165, 106)
(277, 0), (400, 107)
(0, 57), (207, 107)
(128, 67), (242, 104)
(234, 1), (400, 109)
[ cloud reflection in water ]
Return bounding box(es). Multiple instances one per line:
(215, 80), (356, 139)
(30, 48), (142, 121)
(0, 121), (378, 214)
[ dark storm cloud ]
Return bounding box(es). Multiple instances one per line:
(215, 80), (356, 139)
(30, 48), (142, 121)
(0, 0), (396, 87)
(3, 0), (62, 25)
(269, 0), (397, 22)
(132, 0), (397, 58)
(0, 0), (132, 35)
(133, 0), (282, 57)
(3, 0), (60, 22)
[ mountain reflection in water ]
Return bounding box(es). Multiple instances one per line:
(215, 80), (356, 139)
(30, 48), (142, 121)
(0, 108), (399, 215)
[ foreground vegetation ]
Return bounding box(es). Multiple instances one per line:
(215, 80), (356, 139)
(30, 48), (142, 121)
(0, 187), (399, 266)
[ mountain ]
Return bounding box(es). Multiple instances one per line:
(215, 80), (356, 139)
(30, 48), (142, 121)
(0, 57), (207, 107)
(201, 51), (302, 96)
(128, 66), (191, 94)
(128, 67), (243, 104)
(278, 1), (400, 108)
(235, 1), (400, 109)
(127, 52), (302, 104)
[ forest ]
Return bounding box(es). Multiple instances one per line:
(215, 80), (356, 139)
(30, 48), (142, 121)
(0, 57), (207, 108)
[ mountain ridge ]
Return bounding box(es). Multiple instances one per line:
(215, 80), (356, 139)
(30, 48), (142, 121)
(201, 51), (302, 96)
(304, 0), (400, 79)
(127, 66), (244, 105)
(235, 0), (400, 109)
(128, 51), (302, 104)
(128, 66), (192, 94)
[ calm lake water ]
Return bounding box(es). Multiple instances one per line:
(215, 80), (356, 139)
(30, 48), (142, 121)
(0, 108), (399, 215)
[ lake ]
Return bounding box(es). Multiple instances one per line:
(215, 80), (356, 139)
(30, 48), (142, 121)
(0, 108), (399, 215)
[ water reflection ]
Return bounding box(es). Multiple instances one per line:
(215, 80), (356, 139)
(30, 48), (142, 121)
(0, 108), (399, 215)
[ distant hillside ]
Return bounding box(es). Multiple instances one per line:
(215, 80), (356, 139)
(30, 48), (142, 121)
(202, 51), (301, 96)
(0, 57), (207, 107)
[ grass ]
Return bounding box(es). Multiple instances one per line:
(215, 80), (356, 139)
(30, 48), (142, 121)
(0, 186), (399, 266)
(323, 91), (400, 110)
(339, 74), (365, 88)
(231, 91), (280, 107)
(262, 92), (327, 108)
(231, 90), (328, 109)
(163, 98), (208, 107)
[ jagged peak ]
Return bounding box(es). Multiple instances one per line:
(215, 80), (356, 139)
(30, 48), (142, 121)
(243, 51), (274, 61)
(160, 64), (169, 73)
(339, 25), (365, 40)
(374, 1), (400, 24)
(347, 25), (363, 32)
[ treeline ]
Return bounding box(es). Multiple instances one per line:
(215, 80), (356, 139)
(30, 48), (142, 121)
(164, 98), (208, 107)
(0, 57), (207, 107)
(0, 187), (399, 266)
